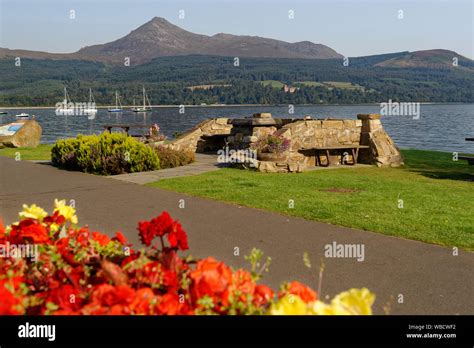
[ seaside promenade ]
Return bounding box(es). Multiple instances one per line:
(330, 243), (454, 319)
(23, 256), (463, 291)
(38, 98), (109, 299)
(0, 156), (473, 315)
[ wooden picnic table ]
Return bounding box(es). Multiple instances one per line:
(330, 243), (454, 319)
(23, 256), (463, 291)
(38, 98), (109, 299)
(301, 145), (370, 167)
(103, 124), (153, 136)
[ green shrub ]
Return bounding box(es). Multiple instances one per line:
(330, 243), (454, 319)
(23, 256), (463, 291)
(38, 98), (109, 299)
(51, 132), (160, 175)
(154, 145), (195, 169)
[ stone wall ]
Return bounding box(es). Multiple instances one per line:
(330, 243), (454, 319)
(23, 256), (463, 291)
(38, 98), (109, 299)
(358, 114), (404, 167)
(166, 118), (232, 153)
(164, 112), (403, 172)
(273, 118), (363, 170)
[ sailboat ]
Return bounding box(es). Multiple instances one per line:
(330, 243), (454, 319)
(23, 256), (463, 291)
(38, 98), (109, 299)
(108, 91), (123, 112)
(83, 88), (97, 115)
(56, 87), (75, 115)
(132, 87), (152, 112)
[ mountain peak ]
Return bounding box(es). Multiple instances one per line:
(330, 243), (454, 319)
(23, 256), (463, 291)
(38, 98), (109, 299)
(23, 17), (343, 64)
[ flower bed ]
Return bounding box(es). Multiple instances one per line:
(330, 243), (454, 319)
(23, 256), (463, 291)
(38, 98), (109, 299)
(0, 201), (374, 315)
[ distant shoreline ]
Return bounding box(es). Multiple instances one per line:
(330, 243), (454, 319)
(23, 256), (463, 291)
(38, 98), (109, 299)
(0, 102), (471, 110)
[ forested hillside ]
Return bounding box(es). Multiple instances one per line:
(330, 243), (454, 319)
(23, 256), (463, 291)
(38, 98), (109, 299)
(1, 54), (473, 106)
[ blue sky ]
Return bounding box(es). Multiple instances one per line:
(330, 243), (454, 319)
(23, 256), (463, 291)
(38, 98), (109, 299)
(1, 0), (472, 58)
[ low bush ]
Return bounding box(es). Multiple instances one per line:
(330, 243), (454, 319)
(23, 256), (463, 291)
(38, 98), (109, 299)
(51, 132), (160, 175)
(154, 145), (195, 169)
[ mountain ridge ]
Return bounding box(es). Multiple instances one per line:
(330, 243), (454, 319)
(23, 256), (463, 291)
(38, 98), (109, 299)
(0, 17), (342, 64)
(1, 17), (471, 69)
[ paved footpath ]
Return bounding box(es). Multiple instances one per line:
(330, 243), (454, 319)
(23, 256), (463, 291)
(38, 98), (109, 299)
(1, 156), (473, 314)
(111, 154), (222, 184)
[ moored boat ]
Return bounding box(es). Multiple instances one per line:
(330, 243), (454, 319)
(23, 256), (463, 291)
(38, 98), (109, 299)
(56, 87), (75, 115)
(83, 88), (98, 115)
(132, 87), (152, 112)
(108, 91), (124, 112)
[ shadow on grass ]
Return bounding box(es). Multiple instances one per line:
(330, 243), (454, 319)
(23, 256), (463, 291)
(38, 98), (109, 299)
(400, 149), (474, 182)
(408, 169), (474, 181)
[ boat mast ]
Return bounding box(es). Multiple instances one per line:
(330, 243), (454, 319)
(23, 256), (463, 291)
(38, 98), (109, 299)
(143, 87), (146, 108)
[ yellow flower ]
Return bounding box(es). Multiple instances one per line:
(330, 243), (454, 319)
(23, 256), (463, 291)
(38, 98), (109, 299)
(309, 300), (350, 315)
(19, 204), (48, 221)
(54, 199), (78, 224)
(310, 288), (375, 315)
(268, 294), (309, 315)
(332, 288), (375, 315)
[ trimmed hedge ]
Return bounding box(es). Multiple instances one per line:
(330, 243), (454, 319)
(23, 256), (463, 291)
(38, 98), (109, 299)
(154, 145), (195, 169)
(51, 132), (160, 175)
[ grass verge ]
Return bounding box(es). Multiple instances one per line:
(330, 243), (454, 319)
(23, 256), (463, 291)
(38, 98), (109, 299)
(148, 149), (474, 250)
(0, 144), (53, 161)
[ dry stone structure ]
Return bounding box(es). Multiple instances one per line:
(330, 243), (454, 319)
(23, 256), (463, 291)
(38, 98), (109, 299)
(165, 113), (403, 172)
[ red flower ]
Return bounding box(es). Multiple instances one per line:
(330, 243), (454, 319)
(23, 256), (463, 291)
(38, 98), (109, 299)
(0, 219), (5, 245)
(253, 284), (274, 306)
(138, 220), (153, 246)
(163, 270), (179, 291)
(283, 281), (317, 303)
(0, 219), (5, 237)
(189, 257), (233, 303)
(223, 269), (256, 306)
(9, 219), (50, 244)
(43, 211), (66, 227)
(150, 212), (174, 237)
(45, 284), (82, 313)
(0, 280), (22, 315)
(138, 212), (188, 250)
(112, 231), (128, 245)
(56, 265), (85, 289)
(130, 288), (156, 314)
(92, 232), (111, 246)
(156, 292), (192, 315)
(82, 284), (135, 315)
(167, 221), (188, 251)
(56, 237), (79, 266)
(75, 227), (90, 247)
(90, 284), (135, 307)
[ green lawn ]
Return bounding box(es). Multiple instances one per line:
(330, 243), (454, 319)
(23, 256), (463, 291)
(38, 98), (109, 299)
(149, 149), (474, 250)
(323, 81), (365, 91)
(294, 81), (326, 87)
(261, 80), (366, 91)
(0, 144), (53, 161)
(260, 80), (286, 89)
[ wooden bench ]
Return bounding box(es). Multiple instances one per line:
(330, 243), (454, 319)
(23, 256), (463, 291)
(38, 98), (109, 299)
(301, 145), (370, 167)
(459, 138), (474, 165)
(103, 124), (153, 137)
